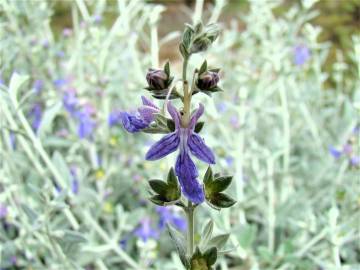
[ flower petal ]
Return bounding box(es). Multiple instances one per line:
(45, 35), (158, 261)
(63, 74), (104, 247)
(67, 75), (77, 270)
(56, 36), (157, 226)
(120, 112), (148, 133)
(167, 102), (181, 129)
(138, 105), (159, 123)
(189, 103), (204, 130)
(175, 151), (205, 204)
(188, 132), (215, 164)
(145, 132), (180, 160)
(141, 96), (158, 109)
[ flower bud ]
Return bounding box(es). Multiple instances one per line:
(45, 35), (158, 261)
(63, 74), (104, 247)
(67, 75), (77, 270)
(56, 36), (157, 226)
(196, 71), (219, 90)
(146, 69), (168, 90)
(190, 36), (211, 53)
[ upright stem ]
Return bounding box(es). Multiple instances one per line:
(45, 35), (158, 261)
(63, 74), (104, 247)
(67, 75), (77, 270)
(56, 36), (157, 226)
(186, 201), (195, 257)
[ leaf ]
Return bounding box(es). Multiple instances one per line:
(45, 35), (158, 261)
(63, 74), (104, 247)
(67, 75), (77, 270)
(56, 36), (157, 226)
(149, 180), (168, 196)
(164, 61), (170, 77)
(203, 166), (213, 185)
(208, 234), (230, 250)
(20, 203), (38, 223)
(203, 247), (217, 266)
(200, 220), (214, 249)
(182, 26), (193, 48)
(194, 121), (204, 133)
(52, 151), (71, 186)
(199, 60), (207, 75)
(149, 195), (167, 206)
(167, 224), (189, 268)
(179, 43), (189, 59)
(166, 118), (176, 132)
(210, 176), (233, 193)
(167, 167), (178, 188)
(62, 230), (87, 244)
(38, 102), (62, 138)
(208, 193), (236, 208)
(9, 72), (29, 100)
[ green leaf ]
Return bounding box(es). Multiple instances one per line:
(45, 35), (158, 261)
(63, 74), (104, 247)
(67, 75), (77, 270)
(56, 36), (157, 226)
(166, 118), (176, 132)
(200, 220), (214, 249)
(167, 167), (178, 187)
(149, 195), (167, 206)
(208, 193), (236, 208)
(9, 73), (29, 100)
(167, 224), (189, 268)
(182, 26), (194, 48)
(203, 247), (217, 266)
(179, 43), (189, 59)
(149, 180), (168, 196)
(203, 166), (213, 185)
(210, 176), (233, 193)
(199, 60), (207, 75)
(20, 203), (38, 223)
(164, 61), (170, 77)
(194, 22), (203, 34)
(38, 102), (62, 138)
(208, 234), (230, 250)
(194, 121), (204, 133)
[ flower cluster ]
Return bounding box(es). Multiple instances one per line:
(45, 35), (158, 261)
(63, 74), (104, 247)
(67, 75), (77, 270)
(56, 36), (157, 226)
(118, 21), (235, 269)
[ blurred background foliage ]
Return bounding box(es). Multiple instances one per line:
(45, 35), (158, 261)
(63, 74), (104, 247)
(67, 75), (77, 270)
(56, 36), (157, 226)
(0, 0), (359, 270)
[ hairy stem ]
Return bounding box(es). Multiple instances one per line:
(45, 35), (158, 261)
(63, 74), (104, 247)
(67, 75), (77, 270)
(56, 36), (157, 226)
(186, 201), (195, 258)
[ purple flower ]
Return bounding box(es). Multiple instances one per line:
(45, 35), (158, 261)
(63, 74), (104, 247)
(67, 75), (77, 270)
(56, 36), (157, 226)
(329, 146), (342, 159)
(146, 69), (168, 90)
(134, 218), (159, 242)
(156, 206), (186, 231)
(33, 80), (43, 93)
(294, 44), (310, 66)
(29, 103), (42, 132)
(93, 14), (102, 24)
(77, 109), (96, 139)
(145, 102), (215, 204)
(9, 132), (16, 150)
(63, 89), (78, 115)
(350, 156), (360, 167)
(0, 204), (8, 219)
(108, 110), (123, 127)
(120, 96), (159, 133)
(70, 166), (79, 194)
(54, 78), (67, 89)
(63, 28), (73, 37)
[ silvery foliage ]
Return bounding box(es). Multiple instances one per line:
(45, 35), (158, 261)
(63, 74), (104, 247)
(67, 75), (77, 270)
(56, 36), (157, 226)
(0, 0), (359, 269)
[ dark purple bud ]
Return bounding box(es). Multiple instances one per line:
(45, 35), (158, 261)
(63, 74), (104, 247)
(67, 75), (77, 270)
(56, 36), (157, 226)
(146, 69), (168, 90)
(197, 71), (219, 90)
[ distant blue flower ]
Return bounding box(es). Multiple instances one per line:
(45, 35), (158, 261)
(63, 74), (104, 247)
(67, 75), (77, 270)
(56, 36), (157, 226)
(294, 44), (310, 66)
(0, 204), (8, 219)
(350, 156), (360, 167)
(93, 14), (102, 24)
(225, 156), (234, 166)
(9, 132), (16, 150)
(77, 109), (96, 139)
(216, 102), (227, 113)
(156, 206), (186, 231)
(29, 103), (42, 132)
(70, 167), (79, 194)
(54, 78), (67, 89)
(329, 146), (342, 159)
(120, 96), (159, 132)
(63, 89), (78, 115)
(108, 110), (123, 127)
(33, 79), (43, 93)
(42, 40), (49, 49)
(56, 51), (65, 58)
(145, 102), (215, 204)
(10, 256), (17, 265)
(134, 217), (159, 242)
(63, 28), (73, 37)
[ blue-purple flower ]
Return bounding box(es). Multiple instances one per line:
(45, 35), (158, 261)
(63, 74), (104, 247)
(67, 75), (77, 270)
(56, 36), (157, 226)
(63, 89), (78, 115)
(145, 102), (215, 204)
(29, 103), (42, 132)
(77, 105), (96, 139)
(156, 206), (186, 231)
(294, 44), (310, 66)
(120, 96), (159, 133)
(134, 217), (159, 242)
(0, 204), (8, 219)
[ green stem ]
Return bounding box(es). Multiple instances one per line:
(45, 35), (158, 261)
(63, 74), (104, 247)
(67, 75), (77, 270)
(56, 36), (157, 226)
(186, 201), (194, 257)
